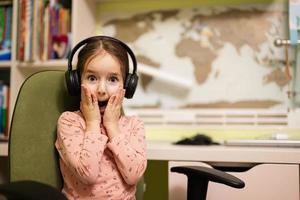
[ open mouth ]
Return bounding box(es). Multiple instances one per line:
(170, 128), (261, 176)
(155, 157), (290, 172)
(98, 100), (109, 108)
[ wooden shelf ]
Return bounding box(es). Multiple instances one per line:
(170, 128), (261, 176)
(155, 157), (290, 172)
(17, 60), (67, 70)
(0, 61), (12, 68)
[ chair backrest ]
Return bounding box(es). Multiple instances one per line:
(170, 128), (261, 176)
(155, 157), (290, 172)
(9, 70), (80, 189)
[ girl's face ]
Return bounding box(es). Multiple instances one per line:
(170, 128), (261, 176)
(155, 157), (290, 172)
(81, 51), (124, 112)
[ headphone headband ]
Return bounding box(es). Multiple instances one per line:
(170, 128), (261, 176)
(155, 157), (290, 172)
(67, 35), (137, 74)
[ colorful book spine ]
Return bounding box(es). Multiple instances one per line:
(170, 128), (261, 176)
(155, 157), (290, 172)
(4, 5), (12, 46)
(18, 0), (26, 61)
(0, 7), (4, 42)
(2, 84), (8, 136)
(0, 81), (9, 137)
(0, 81), (3, 136)
(0, 4), (12, 61)
(17, 0), (72, 61)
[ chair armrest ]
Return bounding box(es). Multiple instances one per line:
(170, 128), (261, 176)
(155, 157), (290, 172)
(171, 166), (245, 188)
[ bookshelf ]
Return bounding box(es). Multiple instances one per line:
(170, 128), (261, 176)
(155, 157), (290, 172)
(0, 0), (98, 180)
(0, 0), (12, 139)
(6, 0), (97, 135)
(0, 0), (97, 160)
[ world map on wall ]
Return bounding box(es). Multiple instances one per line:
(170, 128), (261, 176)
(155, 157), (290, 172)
(100, 5), (290, 109)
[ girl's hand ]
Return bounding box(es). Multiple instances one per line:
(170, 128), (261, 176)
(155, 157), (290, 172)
(80, 84), (101, 132)
(103, 87), (125, 138)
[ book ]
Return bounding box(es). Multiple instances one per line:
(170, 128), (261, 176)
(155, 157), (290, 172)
(0, 7), (4, 42)
(18, 0), (26, 61)
(17, 0), (72, 61)
(0, 81), (3, 135)
(0, 81), (9, 136)
(0, 5), (12, 61)
(2, 84), (8, 136)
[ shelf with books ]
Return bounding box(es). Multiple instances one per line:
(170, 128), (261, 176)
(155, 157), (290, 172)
(16, 0), (72, 63)
(6, 0), (97, 137)
(7, 0), (74, 121)
(0, 1), (12, 64)
(0, 72), (10, 139)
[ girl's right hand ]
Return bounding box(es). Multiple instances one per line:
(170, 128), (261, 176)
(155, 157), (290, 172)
(80, 84), (101, 132)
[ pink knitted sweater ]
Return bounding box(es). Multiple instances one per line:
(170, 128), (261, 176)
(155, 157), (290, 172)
(55, 111), (147, 200)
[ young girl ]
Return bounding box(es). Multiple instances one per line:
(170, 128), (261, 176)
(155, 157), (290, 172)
(55, 37), (147, 200)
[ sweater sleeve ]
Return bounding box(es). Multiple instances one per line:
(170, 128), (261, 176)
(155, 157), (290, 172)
(55, 111), (108, 184)
(106, 116), (147, 185)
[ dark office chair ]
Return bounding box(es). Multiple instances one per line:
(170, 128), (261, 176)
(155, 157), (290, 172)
(1, 71), (144, 199)
(171, 165), (245, 200)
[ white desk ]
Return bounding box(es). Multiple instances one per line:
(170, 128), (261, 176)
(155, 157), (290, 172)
(146, 141), (300, 165)
(2, 140), (300, 164)
(146, 141), (300, 200)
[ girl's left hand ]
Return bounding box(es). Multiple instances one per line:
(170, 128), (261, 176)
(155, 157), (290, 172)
(103, 87), (125, 138)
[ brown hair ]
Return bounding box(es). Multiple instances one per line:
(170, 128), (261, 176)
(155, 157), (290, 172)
(76, 37), (129, 82)
(76, 37), (129, 115)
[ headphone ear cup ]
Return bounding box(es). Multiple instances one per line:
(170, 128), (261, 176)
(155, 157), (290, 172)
(124, 73), (139, 99)
(65, 70), (81, 96)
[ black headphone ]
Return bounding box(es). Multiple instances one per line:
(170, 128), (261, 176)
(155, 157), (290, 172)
(65, 36), (139, 99)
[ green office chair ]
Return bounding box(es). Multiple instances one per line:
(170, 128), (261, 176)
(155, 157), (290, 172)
(4, 70), (144, 199)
